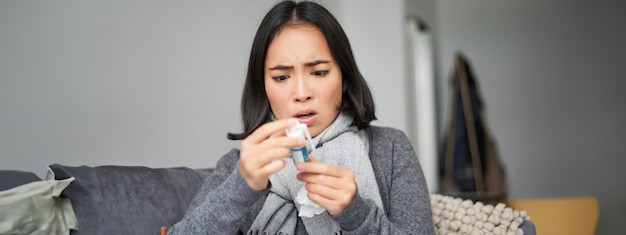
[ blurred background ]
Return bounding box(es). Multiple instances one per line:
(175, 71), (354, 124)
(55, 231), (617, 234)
(1, 0), (624, 234)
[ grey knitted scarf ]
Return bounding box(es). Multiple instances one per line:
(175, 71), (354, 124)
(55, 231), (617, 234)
(249, 113), (384, 234)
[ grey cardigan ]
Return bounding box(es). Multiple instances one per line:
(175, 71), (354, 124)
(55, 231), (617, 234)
(168, 126), (435, 234)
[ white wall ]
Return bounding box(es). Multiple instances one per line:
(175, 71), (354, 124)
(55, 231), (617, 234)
(436, 1), (626, 234)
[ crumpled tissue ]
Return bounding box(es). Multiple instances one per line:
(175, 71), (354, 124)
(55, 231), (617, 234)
(295, 187), (326, 217)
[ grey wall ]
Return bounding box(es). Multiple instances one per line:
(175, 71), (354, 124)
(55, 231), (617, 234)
(436, 1), (626, 234)
(335, 0), (408, 132)
(0, 0), (277, 174)
(0, 0), (410, 176)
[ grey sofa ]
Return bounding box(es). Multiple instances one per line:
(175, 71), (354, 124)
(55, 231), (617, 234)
(1, 166), (212, 234)
(1, 166), (534, 235)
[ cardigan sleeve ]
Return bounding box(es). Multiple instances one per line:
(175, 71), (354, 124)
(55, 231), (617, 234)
(334, 127), (436, 234)
(167, 149), (267, 235)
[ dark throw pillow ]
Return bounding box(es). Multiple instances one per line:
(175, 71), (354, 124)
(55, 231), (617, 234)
(49, 164), (212, 235)
(0, 170), (42, 191)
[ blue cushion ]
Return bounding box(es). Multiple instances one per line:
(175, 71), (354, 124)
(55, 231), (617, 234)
(49, 164), (212, 235)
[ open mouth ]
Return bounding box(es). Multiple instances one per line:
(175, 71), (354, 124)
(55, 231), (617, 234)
(294, 110), (317, 120)
(296, 113), (314, 119)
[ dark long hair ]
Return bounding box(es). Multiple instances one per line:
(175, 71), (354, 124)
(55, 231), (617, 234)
(227, 0), (376, 140)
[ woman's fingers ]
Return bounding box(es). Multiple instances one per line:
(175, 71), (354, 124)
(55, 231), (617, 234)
(304, 184), (354, 215)
(239, 118), (304, 190)
(241, 118), (303, 166)
(242, 118), (297, 146)
(296, 156), (357, 215)
(296, 156), (350, 182)
(242, 147), (289, 174)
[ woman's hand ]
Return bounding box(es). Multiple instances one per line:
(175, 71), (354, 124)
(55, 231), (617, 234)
(296, 156), (357, 215)
(239, 118), (304, 191)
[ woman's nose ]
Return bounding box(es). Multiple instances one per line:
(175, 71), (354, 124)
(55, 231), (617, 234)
(294, 76), (312, 102)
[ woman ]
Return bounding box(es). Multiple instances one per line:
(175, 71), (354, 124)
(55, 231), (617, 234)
(168, 1), (434, 234)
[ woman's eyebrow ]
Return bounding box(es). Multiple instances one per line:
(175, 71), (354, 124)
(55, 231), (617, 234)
(268, 60), (329, 70)
(304, 60), (330, 67)
(268, 65), (293, 71)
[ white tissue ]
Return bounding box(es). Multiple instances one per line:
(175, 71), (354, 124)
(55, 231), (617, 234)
(295, 187), (326, 217)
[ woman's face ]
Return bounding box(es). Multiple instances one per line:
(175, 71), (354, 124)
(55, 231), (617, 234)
(265, 25), (343, 137)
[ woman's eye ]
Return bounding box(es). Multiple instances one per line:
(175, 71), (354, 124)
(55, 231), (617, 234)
(312, 70), (329, 76)
(272, 75), (289, 81)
